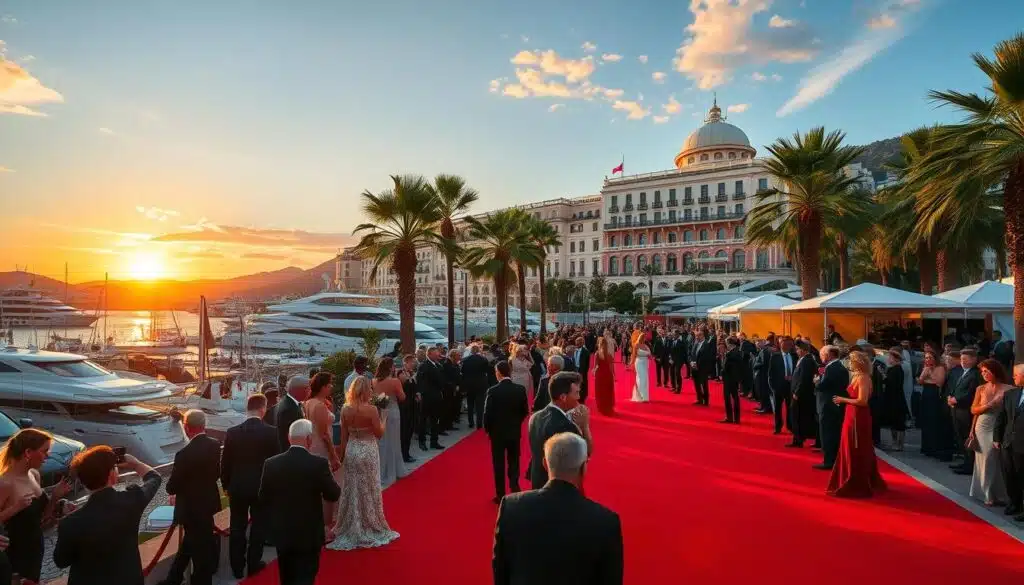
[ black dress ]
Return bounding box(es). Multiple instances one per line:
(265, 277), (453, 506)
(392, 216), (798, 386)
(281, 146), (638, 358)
(881, 365), (908, 431)
(6, 492), (47, 581)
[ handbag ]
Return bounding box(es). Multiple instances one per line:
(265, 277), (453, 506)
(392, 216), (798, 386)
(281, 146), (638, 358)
(965, 415), (981, 452)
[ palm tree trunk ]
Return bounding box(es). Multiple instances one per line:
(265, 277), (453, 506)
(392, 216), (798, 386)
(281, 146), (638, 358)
(494, 272), (508, 343)
(517, 263), (527, 334)
(538, 258), (548, 334)
(917, 242), (936, 295)
(395, 257), (418, 354)
(1005, 161), (1024, 362)
(797, 218), (821, 300)
(879, 269), (889, 286)
(446, 258), (456, 343)
(936, 249), (959, 293)
(837, 234), (851, 290)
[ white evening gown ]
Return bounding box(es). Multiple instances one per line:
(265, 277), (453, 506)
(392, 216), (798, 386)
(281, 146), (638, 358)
(378, 401), (406, 488)
(632, 349), (651, 402)
(327, 425), (400, 551)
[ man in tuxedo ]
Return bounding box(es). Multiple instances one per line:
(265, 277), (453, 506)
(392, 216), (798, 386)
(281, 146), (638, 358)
(399, 355), (419, 462)
(935, 351), (963, 462)
(584, 328), (598, 353)
(462, 344), (491, 429)
(54, 448), (161, 585)
(259, 419), (341, 585)
(753, 338), (775, 414)
(573, 336), (591, 403)
(493, 432), (623, 585)
(669, 330), (687, 394)
(276, 375), (310, 451)
(768, 337), (797, 435)
(720, 337), (745, 424)
(528, 372), (588, 490)
(533, 355), (564, 412)
(814, 345), (850, 470)
(992, 331), (1014, 371)
(738, 333), (757, 398)
(690, 328), (716, 406)
(161, 410), (222, 585)
(994, 364), (1024, 519)
(562, 343), (578, 373)
(949, 348), (981, 474)
(417, 346), (446, 450)
(787, 341), (819, 448)
(484, 360), (530, 503)
(652, 328), (668, 387)
(221, 394), (280, 579)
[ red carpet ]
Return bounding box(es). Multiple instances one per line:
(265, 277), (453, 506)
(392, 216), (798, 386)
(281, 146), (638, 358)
(245, 358), (1024, 584)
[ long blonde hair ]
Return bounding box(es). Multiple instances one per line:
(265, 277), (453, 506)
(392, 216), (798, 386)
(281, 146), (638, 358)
(345, 375), (372, 406)
(848, 351), (871, 376)
(0, 428), (52, 474)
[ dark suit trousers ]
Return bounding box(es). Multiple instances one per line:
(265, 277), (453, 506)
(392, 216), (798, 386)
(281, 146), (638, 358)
(1000, 445), (1024, 509)
(723, 381), (740, 422)
(693, 372), (710, 404)
(489, 435), (521, 498)
(670, 361), (683, 391)
(417, 398), (440, 445)
(165, 516), (216, 585)
(918, 386), (942, 456)
(818, 398), (844, 467)
(771, 384), (791, 433)
(579, 376), (589, 404)
(952, 407), (976, 468)
(228, 494), (265, 574)
(276, 546), (321, 585)
(741, 363), (753, 396)
(465, 388), (481, 426)
(399, 399), (415, 457)
(655, 359), (668, 386)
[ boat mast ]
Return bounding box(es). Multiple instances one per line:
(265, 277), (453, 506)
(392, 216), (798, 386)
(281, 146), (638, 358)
(64, 262), (68, 338)
(103, 273), (108, 347)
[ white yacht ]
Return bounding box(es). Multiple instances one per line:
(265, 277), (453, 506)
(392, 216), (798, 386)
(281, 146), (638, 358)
(0, 348), (187, 465)
(0, 288), (98, 328)
(415, 305), (493, 339)
(468, 306), (557, 333)
(220, 292), (447, 355)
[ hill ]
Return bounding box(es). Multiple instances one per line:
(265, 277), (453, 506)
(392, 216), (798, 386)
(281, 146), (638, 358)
(853, 136), (902, 181)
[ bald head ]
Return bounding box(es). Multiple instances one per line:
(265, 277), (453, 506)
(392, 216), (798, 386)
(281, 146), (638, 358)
(1014, 364), (1024, 386)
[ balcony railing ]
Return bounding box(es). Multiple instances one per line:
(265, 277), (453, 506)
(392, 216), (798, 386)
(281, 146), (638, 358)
(715, 195), (728, 202)
(638, 202), (648, 210)
(609, 205), (620, 213)
(623, 203), (634, 211)
(603, 213), (746, 230)
(733, 192), (746, 200)
(683, 198), (694, 205)
(666, 199), (678, 207)
(698, 196), (710, 204)
(604, 237), (747, 251)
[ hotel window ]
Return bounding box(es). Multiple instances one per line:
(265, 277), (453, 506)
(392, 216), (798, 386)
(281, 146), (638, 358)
(531, 267), (537, 277)
(735, 180), (743, 194)
(758, 178), (768, 191)
(639, 234), (647, 246)
(669, 210), (677, 221)
(700, 185), (708, 197)
(717, 183), (725, 196)
(756, 250), (769, 270)
(699, 229), (708, 241)
(554, 261), (559, 275)
(735, 226), (745, 238)
(609, 257), (618, 275)
(625, 215), (632, 225)
(684, 230), (693, 242)
(625, 193), (632, 204)
(668, 232), (677, 243)
(669, 188), (676, 201)
(593, 239), (599, 251)
(580, 241), (586, 252)
(653, 232), (661, 244)
(700, 207), (708, 219)
(624, 234), (632, 246)
(639, 192), (646, 204)
(611, 195), (618, 206)
(546, 263), (551, 276)
(654, 211), (662, 221)
(593, 259), (599, 275)
(728, 152), (736, 159)
(700, 154), (709, 161)
(684, 209), (692, 220)
(684, 187), (692, 199)
(714, 152), (723, 160)
(580, 262), (586, 276)
(592, 222), (598, 231)
(735, 204), (744, 214)
(639, 213), (647, 223)
(654, 190), (661, 203)
(570, 242), (576, 253)
(717, 206), (726, 217)
(716, 228), (726, 240)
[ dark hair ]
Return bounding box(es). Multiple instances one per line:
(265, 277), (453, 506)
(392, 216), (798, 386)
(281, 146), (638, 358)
(72, 446), (118, 491)
(495, 360), (512, 378)
(308, 368), (319, 378)
(726, 337), (739, 348)
(979, 358), (1010, 384)
(961, 348), (978, 359)
(246, 393), (268, 412)
(354, 355), (369, 368)
(548, 371), (581, 402)
(375, 357), (394, 380)
(0, 428), (52, 473)
(795, 340), (811, 353)
(888, 349), (903, 362)
(264, 388), (280, 406)
(310, 372), (333, 397)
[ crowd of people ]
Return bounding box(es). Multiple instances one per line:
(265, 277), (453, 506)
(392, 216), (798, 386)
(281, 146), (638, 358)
(0, 316), (1018, 585)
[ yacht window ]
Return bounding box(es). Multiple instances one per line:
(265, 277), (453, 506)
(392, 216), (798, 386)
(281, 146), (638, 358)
(0, 362), (20, 373)
(418, 331), (446, 340)
(0, 399), (61, 413)
(32, 360), (111, 378)
(311, 312), (399, 321)
(0, 413), (21, 439)
(278, 329), (328, 336)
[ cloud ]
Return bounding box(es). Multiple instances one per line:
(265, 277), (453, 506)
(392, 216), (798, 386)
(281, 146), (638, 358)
(673, 0), (818, 89)
(582, 41), (597, 53)
(638, 55), (648, 64)
(520, 34), (530, 43)
(603, 88), (624, 99)
(151, 223), (357, 252)
(19, 55), (34, 63)
(867, 14), (896, 29)
(653, 115), (670, 124)
(98, 127), (115, 136)
(772, 73), (783, 81)
(176, 248), (224, 259)
(0, 166), (12, 173)
(663, 95), (683, 114)
(601, 53), (623, 63)
(752, 72), (767, 81)
(489, 79), (501, 93)
(727, 103), (750, 113)
(611, 100), (650, 120)
(769, 15), (796, 28)
(241, 252), (289, 260)
(652, 71), (667, 83)
(548, 103), (564, 112)
(509, 50), (595, 82)
(0, 57), (64, 116)
(136, 206), (180, 222)
(1, 15), (15, 24)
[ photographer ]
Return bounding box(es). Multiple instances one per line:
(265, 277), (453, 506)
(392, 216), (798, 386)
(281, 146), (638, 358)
(53, 446), (161, 585)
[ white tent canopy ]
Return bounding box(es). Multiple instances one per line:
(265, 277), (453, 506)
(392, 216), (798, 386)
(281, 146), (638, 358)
(708, 297), (749, 319)
(722, 294), (797, 315)
(933, 280), (1013, 311)
(782, 283), (962, 312)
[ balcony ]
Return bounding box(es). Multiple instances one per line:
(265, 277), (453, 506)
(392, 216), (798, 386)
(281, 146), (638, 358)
(698, 196), (711, 204)
(715, 195), (728, 203)
(666, 199), (678, 207)
(623, 203), (634, 211)
(733, 192), (746, 200)
(652, 201), (663, 209)
(638, 202), (648, 211)
(602, 213), (747, 231)
(609, 205), (620, 213)
(683, 198), (693, 205)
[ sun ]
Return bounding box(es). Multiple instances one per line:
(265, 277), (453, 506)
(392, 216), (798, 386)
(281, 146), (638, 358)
(127, 251), (167, 281)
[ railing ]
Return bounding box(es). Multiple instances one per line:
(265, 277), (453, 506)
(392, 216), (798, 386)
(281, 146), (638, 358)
(683, 198), (694, 205)
(638, 202), (648, 210)
(604, 238), (747, 251)
(602, 213), (747, 230)
(666, 199), (678, 207)
(715, 195), (728, 202)
(609, 205), (619, 213)
(603, 158), (765, 185)
(652, 201), (663, 209)
(733, 192), (746, 200)
(698, 196), (710, 204)
(623, 203), (634, 211)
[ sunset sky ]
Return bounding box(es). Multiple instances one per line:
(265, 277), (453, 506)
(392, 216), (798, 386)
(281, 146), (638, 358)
(1, 0), (1020, 283)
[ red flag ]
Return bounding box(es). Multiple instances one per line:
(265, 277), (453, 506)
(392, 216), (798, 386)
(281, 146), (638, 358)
(612, 162), (624, 174)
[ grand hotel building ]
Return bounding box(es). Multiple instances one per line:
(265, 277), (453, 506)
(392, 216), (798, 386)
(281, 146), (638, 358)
(347, 101), (794, 306)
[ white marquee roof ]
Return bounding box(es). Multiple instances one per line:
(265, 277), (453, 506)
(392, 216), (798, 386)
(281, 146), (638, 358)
(782, 283), (962, 312)
(721, 294), (797, 315)
(933, 280), (1014, 311)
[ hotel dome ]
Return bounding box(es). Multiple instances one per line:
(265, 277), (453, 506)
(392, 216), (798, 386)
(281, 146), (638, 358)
(673, 99), (756, 170)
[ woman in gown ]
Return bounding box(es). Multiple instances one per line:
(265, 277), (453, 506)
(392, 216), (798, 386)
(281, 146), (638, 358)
(593, 336), (616, 416)
(631, 340), (651, 402)
(827, 351), (887, 498)
(917, 351), (947, 457)
(329, 376), (400, 551)
(510, 345), (535, 399)
(969, 359), (1011, 506)
(881, 350), (908, 451)
(372, 357), (406, 488)
(0, 428), (71, 584)
(303, 372), (342, 537)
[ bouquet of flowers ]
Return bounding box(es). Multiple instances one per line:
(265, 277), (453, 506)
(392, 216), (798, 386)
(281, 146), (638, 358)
(370, 393), (390, 411)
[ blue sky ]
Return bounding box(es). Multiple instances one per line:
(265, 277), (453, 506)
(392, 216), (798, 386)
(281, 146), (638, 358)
(1, 0), (1022, 281)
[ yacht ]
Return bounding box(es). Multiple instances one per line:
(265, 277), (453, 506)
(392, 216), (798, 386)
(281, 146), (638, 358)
(0, 288), (98, 328)
(415, 305), (493, 339)
(0, 347), (187, 465)
(468, 306), (557, 333)
(220, 292), (447, 355)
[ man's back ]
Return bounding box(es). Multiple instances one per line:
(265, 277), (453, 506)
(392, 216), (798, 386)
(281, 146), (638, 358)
(275, 396), (303, 451)
(527, 408), (579, 489)
(221, 417), (280, 499)
(462, 353), (490, 389)
(493, 480), (623, 585)
(484, 379), (529, 439)
(54, 472), (163, 585)
(259, 446), (341, 550)
(166, 433), (222, 523)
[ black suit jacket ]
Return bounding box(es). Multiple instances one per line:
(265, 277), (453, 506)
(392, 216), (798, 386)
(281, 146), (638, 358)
(721, 349), (745, 388)
(669, 338), (687, 363)
(484, 379), (530, 441)
(53, 471), (163, 585)
(533, 376), (552, 412)
(952, 367), (980, 410)
(692, 339), (716, 374)
(221, 417), (280, 500)
(584, 332), (597, 353)
(493, 480), (623, 585)
(262, 403), (278, 426)
(527, 406), (581, 489)
(461, 353), (491, 394)
(815, 359), (850, 401)
(562, 356), (578, 373)
(768, 351), (798, 395)
(166, 433), (222, 524)
(995, 388), (1024, 451)
(575, 348), (591, 380)
(416, 359), (445, 403)
(652, 337), (668, 361)
(259, 446), (341, 551)
(275, 395), (304, 451)
(790, 354), (817, 400)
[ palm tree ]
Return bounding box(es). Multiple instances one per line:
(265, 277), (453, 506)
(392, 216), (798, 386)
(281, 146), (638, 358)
(428, 174), (479, 344)
(638, 263), (661, 312)
(828, 188), (875, 290)
(926, 33), (1024, 359)
(461, 209), (541, 342)
(746, 127), (866, 299)
(526, 217), (561, 334)
(352, 175), (442, 352)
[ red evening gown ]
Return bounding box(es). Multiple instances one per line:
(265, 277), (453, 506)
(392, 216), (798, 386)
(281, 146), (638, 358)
(827, 383), (887, 497)
(594, 352), (616, 416)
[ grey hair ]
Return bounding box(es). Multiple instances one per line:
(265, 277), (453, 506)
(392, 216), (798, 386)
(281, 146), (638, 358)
(184, 409), (206, 429)
(547, 354), (564, 371)
(1015, 363), (1024, 376)
(286, 375), (310, 392)
(544, 432), (588, 479)
(288, 419), (314, 443)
